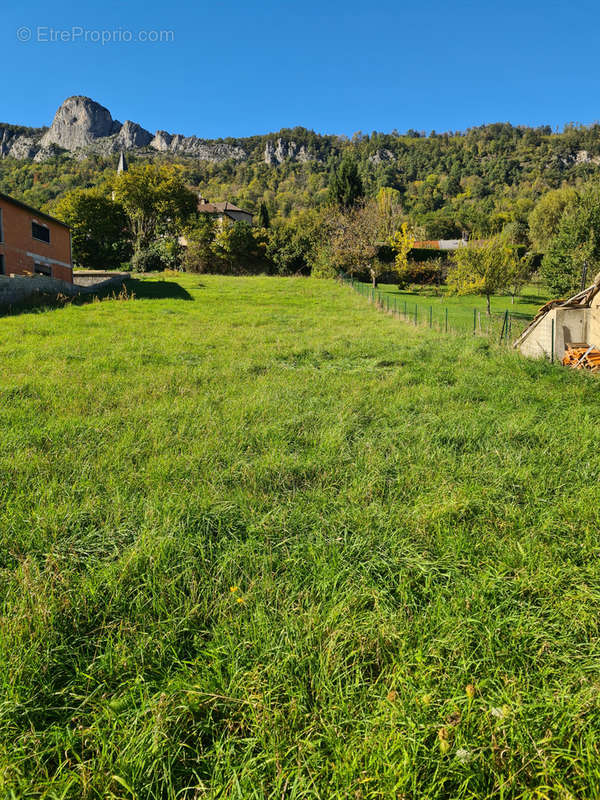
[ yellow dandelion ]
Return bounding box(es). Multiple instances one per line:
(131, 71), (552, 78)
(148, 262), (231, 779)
(229, 586), (239, 593)
(236, 596), (245, 604)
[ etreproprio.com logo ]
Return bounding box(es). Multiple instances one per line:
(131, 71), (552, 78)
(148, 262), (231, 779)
(16, 26), (175, 44)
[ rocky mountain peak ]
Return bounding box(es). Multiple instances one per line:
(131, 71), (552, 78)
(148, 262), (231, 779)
(116, 120), (153, 149)
(40, 96), (122, 150)
(264, 138), (314, 165)
(1, 96), (250, 163)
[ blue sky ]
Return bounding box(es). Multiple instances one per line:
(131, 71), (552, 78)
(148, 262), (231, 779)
(3, 0), (600, 139)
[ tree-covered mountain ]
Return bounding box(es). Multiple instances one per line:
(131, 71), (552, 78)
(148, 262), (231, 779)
(3, 96), (600, 238)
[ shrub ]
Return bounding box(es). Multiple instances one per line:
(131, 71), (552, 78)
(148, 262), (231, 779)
(311, 246), (337, 278)
(182, 217), (216, 273)
(131, 238), (183, 273)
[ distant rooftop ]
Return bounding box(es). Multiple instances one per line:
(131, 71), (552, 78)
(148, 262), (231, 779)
(197, 196), (252, 216)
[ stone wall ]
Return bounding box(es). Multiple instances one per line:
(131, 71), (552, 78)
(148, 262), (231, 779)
(72, 271), (130, 288)
(0, 274), (79, 306)
(0, 272), (129, 308)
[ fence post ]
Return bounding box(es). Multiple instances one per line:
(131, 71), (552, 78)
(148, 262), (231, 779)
(473, 308), (477, 335)
(429, 306), (433, 328)
(445, 307), (448, 333)
(551, 317), (555, 363)
(500, 309), (508, 344)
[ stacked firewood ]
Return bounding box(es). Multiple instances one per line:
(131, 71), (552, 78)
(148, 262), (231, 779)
(562, 345), (600, 372)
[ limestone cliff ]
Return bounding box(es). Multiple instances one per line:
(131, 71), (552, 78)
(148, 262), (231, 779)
(0, 96), (247, 163)
(40, 96), (122, 150)
(0, 96), (325, 165)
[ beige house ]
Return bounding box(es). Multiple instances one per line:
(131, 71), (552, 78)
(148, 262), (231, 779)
(514, 277), (600, 361)
(196, 196), (253, 225)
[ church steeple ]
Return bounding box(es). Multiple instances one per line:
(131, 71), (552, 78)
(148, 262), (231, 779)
(117, 150), (128, 173)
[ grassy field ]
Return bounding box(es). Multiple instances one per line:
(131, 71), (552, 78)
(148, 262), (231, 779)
(2, 273), (600, 798)
(353, 281), (551, 340)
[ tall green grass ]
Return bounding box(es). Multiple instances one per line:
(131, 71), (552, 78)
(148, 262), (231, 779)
(1, 274), (600, 798)
(356, 280), (550, 340)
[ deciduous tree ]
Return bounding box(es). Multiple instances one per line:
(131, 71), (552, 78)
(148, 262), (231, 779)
(529, 186), (577, 253)
(389, 222), (415, 281)
(542, 183), (600, 296)
(112, 164), (197, 252)
(447, 236), (513, 314)
(328, 199), (380, 284)
(52, 188), (131, 269)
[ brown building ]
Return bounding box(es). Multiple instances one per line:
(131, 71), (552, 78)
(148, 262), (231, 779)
(0, 192), (73, 283)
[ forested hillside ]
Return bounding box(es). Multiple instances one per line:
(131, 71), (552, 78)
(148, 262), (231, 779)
(3, 121), (600, 237)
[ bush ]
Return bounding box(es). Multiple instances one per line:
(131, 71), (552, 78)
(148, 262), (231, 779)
(131, 248), (164, 273)
(182, 217), (216, 273)
(214, 221), (269, 275)
(396, 258), (444, 289)
(311, 246), (337, 278)
(265, 221), (315, 275)
(131, 238), (183, 273)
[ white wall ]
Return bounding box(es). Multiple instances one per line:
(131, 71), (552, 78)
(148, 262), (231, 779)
(517, 307), (590, 360)
(518, 311), (556, 359)
(554, 308), (589, 359)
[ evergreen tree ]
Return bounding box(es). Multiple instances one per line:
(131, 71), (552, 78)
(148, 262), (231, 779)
(328, 157), (364, 208)
(257, 202), (270, 229)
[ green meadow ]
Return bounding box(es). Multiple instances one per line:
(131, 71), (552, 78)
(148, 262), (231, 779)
(2, 274), (600, 799)
(353, 280), (550, 341)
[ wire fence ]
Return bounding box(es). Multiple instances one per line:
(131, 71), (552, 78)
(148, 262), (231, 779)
(340, 275), (535, 345)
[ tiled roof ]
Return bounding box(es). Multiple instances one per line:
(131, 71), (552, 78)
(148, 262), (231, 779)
(212, 201), (249, 214)
(197, 197), (252, 216)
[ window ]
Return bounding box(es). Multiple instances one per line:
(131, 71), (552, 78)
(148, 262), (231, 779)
(0, 254), (4, 275)
(32, 221), (50, 243)
(34, 262), (52, 276)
